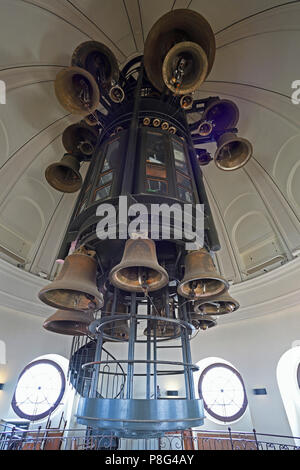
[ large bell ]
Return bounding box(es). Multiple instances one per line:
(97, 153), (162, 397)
(62, 122), (98, 158)
(45, 153), (82, 193)
(191, 314), (217, 330)
(143, 298), (180, 339)
(177, 249), (229, 299)
(109, 239), (169, 293)
(55, 66), (100, 116)
(39, 247), (103, 312)
(103, 298), (129, 342)
(144, 9), (215, 95)
(202, 99), (239, 132)
(215, 132), (253, 171)
(71, 41), (119, 90)
(43, 309), (95, 336)
(194, 292), (240, 316)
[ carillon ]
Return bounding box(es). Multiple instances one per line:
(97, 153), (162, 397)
(39, 9), (251, 438)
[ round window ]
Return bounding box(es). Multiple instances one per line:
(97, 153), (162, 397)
(11, 359), (65, 421)
(198, 363), (248, 423)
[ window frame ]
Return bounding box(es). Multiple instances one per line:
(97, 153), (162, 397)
(11, 359), (66, 422)
(198, 362), (248, 424)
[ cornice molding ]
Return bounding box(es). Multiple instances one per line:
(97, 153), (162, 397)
(0, 256), (300, 322)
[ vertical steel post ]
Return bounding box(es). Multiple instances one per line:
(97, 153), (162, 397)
(181, 303), (195, 400)
(146, 298), (151, 400)
(121, 62), (144, 195)
(90, 333), (104, 398)
(126, 292), (136, 399)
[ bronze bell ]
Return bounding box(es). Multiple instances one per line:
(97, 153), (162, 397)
(194, 291), (240, 316)
(191, 314), (217, 330)
(84, 113), (99, 127)
(215, 132), (253, 171)
(143, 298), (180, 339)
(202, 99), (239, 132)
(43, 309), (95, 336)
(71, 41), (120, 90)
(109, 85), (125, 103)
(177, 249), (229, 299)
(144, 9), (215, 95)
(180, 95), (193, 110)
(54, 66), (100, 116)
(103, 298), (129, 342)
(45, 153), (82, 193)
(198, 120), (214, 137)
(39, 247), (103, 312)
(109, 239), (169, 293)
(62, 122), (98, 158)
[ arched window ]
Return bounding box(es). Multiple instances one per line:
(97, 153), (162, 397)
(198, 362), (248, 424)
(11, 359), (66, 421)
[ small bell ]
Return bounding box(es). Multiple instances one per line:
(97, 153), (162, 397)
(45, 154), (82, 193)
(109, 239), (169, 293)
(202, 99), (239, 132)
(62, 122), (98, 158)
(215, 132), (253, 171)
(71, 41), (120, 90)
(103, 298), (129, 342)
(54, 66), (100, 116)
(39, 247), (103, 312)
(194, 292), (240, 316)
(191, 314), (217, 330)
(43, 309), (94, 336)
(178, 249), (229, 299)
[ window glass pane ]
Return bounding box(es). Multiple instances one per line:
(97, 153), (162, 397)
(176, 172), (192, 190)
(95, 185), (111, 201)
(12, 360), (65, 421)
(178, 187), (193, 203)
(102, 138), (120, 172)
(173, 140), (188, 174)
(146, 164), (167, 179)
(199, 364), (247, 423)
(146, 179), (168, 195)
(98, 171), (113, 187)
(145, 132), (166, 166)
(78, 199), (88, 214)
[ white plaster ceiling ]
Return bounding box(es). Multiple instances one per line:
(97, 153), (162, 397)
(0, 0), (300, 290)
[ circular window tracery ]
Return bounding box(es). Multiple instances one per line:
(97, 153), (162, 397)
(11, 359), (65, 421)
(198, 363), (248, 423)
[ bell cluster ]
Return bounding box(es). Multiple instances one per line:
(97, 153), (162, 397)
(38, 9), (245, 339)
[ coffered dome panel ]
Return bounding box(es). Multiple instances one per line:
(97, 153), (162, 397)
(0, 0), (299, 296)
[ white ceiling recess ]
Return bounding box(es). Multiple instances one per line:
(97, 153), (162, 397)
(0, 0), (299, 290)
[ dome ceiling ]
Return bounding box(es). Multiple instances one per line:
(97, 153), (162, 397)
(0, 0), (300, 290)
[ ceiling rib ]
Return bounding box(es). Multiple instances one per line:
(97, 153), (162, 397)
(215, 1), (299, 35)
(64, 0), (127, 60)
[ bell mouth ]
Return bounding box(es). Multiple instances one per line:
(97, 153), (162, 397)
(55, 67), (100, 116)
(71, 41), (120, 87)
(110, 265), (168, 293)
(198, 121), (214, 137)
(162, 41), (208, 95)
(215, 138), (253, 171)
(45, 164), (82, 193)
(43, 321), (88, 336)
(39, 289), (99, 311)
(78, 140), (94, 156)
(109, 85), (125, 103)
(203, 100), (240, 131)
(179, 277), (228, 299)
(192, 314), (216, 330)
(195, 301), (236, 315)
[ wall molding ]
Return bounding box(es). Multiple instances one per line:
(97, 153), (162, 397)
(0, 255), (300, 322)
